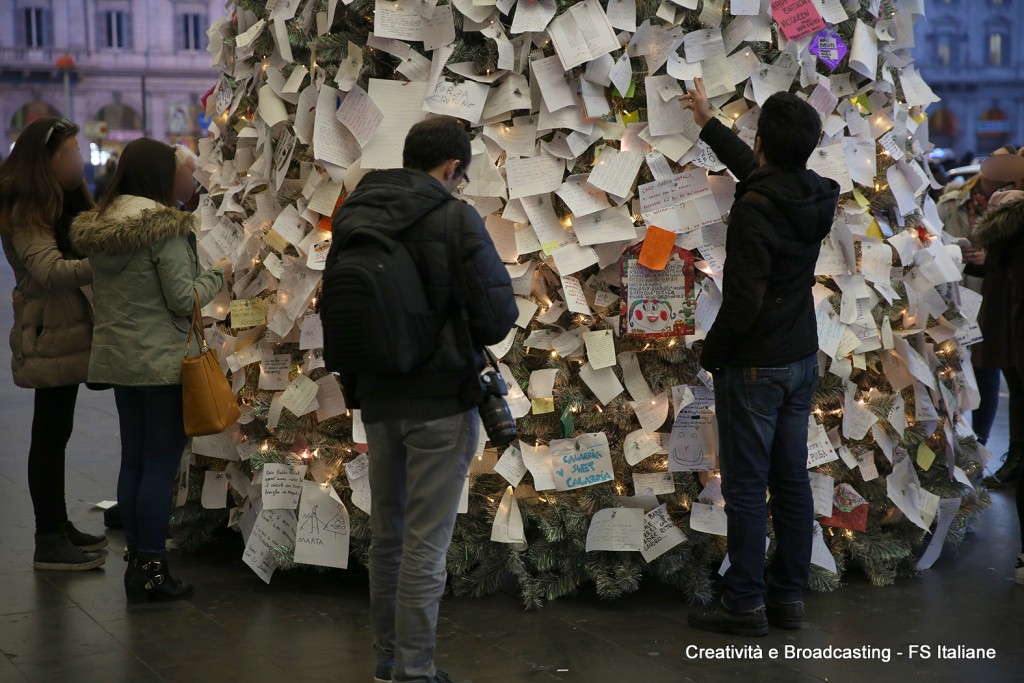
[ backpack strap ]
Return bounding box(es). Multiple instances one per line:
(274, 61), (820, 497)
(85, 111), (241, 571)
(444, 201), (499, 370)
(445, 201), (474, 357)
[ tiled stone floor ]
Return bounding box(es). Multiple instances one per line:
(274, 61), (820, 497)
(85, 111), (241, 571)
(0, 267), (1020, 683)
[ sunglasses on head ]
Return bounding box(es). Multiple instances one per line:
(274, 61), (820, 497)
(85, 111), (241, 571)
(44, 118), (74, 145)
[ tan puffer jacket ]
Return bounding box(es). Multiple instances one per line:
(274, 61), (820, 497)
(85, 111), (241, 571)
(0, 216), (93, 388)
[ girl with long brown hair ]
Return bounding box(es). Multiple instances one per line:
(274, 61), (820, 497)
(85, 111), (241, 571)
(71, 138), (226, 601)
(0, 117), (108, 571)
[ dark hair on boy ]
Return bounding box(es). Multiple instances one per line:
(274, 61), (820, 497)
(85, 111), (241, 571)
(403, 117), (472, 174)
(756, 92), (823, 171)
(96, 138), (177, 215)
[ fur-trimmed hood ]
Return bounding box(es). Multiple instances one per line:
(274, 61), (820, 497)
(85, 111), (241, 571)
(972, 197), (1024, 249)
(70, 195), (196, 256)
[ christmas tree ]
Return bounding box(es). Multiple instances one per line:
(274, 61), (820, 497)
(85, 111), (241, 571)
(174, 0), (991, 608)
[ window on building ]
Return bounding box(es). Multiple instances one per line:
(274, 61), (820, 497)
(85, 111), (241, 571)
(988, 32), (1009, 66)
(20, 7), (50, 48)
(935, 34), (955, 66)
(103, 10), (129, 49)
(179, 13), (206, 51)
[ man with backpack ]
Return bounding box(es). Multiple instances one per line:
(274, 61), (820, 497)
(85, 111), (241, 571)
(679, 79), (840, 636)
(322, 117), (517, 683)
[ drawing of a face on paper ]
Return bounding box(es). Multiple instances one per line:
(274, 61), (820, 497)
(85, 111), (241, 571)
(627, 298), (675, 334)
(668, 386), (717, 472)
(619, 243), (696, 339)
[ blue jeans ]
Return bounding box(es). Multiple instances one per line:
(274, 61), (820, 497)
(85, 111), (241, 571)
(713, 355), (819, 612)
(113, 385), (189, 554)
(972, 365), (1002, 444)
(365, 410), (478, 683)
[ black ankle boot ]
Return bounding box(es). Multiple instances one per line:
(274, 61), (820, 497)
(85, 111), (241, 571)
(983, 444), (1022, 488)
(124, 552), (193, 603)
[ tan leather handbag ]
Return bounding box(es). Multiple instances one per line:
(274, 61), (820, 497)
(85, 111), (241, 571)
(182, 291), (240, 436)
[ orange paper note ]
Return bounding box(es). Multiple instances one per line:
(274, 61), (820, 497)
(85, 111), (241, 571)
(638, 226), (675, 271)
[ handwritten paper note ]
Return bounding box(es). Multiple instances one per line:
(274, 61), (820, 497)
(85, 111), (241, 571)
(689, 502), (727, 536)
(588, 149), (644, 198)
(551, 433), (614, 491)
(561, 275), (592, 315)
(506, 155), (565, 199)
(584, 329), (616, 369)
(242, 506), (296, 584)
(295, 481), (350, 569)
(373, 0), (426, 40)
(281, 375), (320, 416)
(313, 86), (360, 168)
(642, 503), (687, 561)
(261, 462), (307, 510)
(201, 471), (229, 509)
(630, 393), (670, 432)
(807, 417), (840, 468)
(337, 84), (383, 147)
(423, 79), (490, 124)
(547, 0), (620, 70)
(585, 507), (644, 551)
(362, 79), (429, 169)
(494, 443), (528, 487)
(231, 298), (267, 329)
(770, 0), (825, 41)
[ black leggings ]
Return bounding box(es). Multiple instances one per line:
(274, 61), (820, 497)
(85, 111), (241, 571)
(1008, 368), (1024, 549)
(27, 385), (79, 535)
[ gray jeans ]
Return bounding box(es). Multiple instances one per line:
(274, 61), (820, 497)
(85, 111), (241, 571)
(365, 409), (479, 683)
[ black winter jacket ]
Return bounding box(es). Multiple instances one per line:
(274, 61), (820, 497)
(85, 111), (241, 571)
(329, 169), (517, 423)
(699, 118), (840, 371)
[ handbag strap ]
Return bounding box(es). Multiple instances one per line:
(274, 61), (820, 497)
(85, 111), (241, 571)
(185, 290), (208, 356)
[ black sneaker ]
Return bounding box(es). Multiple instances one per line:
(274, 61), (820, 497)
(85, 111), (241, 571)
(765, 598), (805, 629)
(34, 533), (105, 571)
(373, 662), (393, 683)
(431, 672), (469, 683)
(982, 450), (1021, 488)
(688, 598), (768, 637)
(63, 521), (109, 551)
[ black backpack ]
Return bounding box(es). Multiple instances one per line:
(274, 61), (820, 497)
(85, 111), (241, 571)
(320, 204), (451, 375)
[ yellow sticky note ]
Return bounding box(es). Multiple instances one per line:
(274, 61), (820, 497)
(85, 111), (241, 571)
(621, 110), (640, 124)
(541, 240), (561, 257)
(230, 298), (267, 329)
(852, 189), (870, 208)
(916, 442), (936, 471)
(866, 218), (884, 239)
(851, 94), (872, 114)
(265, 229), (289, 253)
(532, 398), (555, 414)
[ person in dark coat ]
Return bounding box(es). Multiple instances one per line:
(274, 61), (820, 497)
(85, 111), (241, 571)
(970, 188), (1024, 585)
(681, 79), (840, 636)
(326, 117), (516, 683)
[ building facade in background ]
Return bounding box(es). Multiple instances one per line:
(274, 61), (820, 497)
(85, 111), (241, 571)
(1, 0), (221, 164)
(915, 0), (1024, 163)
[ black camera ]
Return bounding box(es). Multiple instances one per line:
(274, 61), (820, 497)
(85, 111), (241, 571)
(478, 368), (518, 448)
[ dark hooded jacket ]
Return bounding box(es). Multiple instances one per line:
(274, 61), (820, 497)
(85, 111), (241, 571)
(698, 118), (840, 371)
(971, 196), (1024, 370)
(329, 168), (517, 423)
